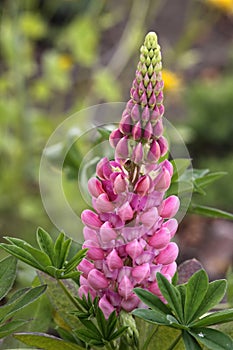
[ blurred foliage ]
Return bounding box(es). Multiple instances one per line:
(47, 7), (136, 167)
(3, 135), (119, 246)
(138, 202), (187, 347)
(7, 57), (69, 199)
(184, 76), (233, 210)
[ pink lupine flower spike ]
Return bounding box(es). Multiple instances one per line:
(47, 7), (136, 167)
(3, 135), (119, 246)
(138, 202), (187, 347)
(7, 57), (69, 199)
(78, 32), (180, 319)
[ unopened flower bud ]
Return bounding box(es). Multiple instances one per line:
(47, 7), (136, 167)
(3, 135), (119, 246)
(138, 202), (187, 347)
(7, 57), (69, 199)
(157, 136), (168, 157)
(147, 140), (161, 163)
(148, 227), (170, 249)
(153, 119), (163, 138)
(115, 136), (129, 159)
(119, 114), (132, 135)
(143, 121), (153, 141)
(134, 175), (151, 196)
(132, 121), (142, 140)
(159, 195), (180, 218)
(88, 178), (104, 198)
(162, 218), (178, 238)
(132, 142), (143, 164)
(81, 210), (102, 229)
(155, 242), (179, 265)
(109, 128), (123, 148)
(141, 106), (150, 123)
(154, 167), (171, 192)
(131, 104), (140, 122)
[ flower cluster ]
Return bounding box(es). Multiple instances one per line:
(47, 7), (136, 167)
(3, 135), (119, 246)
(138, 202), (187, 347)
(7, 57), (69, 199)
(79, 32), (180, 319)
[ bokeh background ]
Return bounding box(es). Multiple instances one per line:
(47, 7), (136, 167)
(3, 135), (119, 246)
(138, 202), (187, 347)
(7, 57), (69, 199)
(0, 0), (233, 283)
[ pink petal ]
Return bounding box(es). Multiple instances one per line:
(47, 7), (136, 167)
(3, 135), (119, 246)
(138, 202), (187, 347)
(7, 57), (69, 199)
(99, 295), (115, 319)
(118, 276), (133, 300)
(88, 269), (109, 290)
(106, 249), (123, 270)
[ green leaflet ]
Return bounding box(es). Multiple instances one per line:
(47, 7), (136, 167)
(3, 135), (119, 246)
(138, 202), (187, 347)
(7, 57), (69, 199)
(157, 273), (184, 322)
(190, 327), (233, 350)
(0, 285), (47, 322)
(191, 309), (233, 328)
(184, 269), (209, 324)
(0, 320), (28, 339)
(182, 330), (202, 350)
(0, 255), (17, 300)
(190, 279), (227, 322)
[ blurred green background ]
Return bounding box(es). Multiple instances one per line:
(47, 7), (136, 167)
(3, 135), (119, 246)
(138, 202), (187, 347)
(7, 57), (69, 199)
(0, 0), (232, 272)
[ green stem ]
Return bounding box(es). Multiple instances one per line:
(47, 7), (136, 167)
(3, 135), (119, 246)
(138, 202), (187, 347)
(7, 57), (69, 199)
(57, 279), (85, 312)
(166, 332), (182, 350)
(141, 325), (159, 350)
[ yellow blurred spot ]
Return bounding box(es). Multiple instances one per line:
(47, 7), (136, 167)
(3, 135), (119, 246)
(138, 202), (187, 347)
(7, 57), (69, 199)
(58, 54), (73, 70)
(162, 69), (181, 91)
(205, 0), (233, 14)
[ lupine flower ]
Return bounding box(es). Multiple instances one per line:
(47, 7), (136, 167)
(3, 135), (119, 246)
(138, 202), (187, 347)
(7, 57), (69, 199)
(79, 32), (180, 319)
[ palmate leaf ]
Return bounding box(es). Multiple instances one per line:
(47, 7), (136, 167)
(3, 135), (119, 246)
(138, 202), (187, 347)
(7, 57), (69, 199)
(14, 333), (84, 350)
(0, 255), (17, 300)
(184, 269), (209, 324)
(190, 327), (233, 350)
(0, 229), (87, 279)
